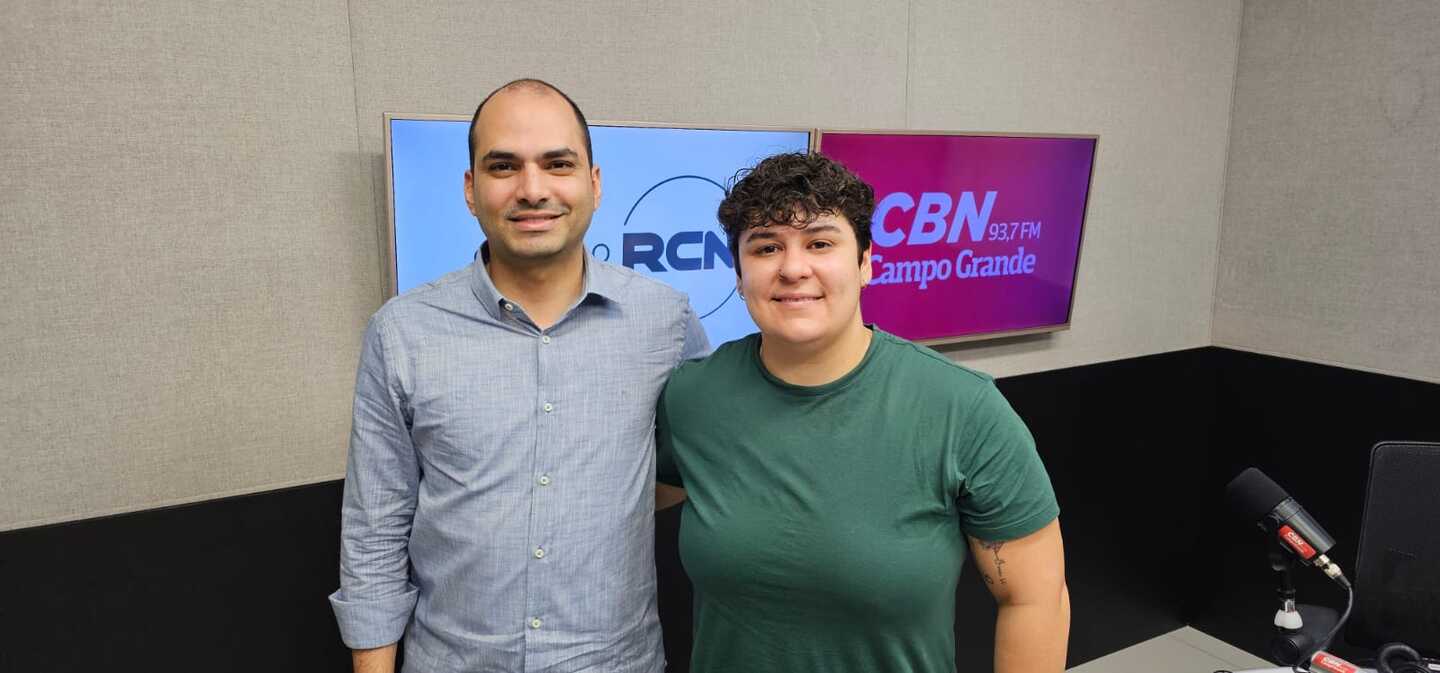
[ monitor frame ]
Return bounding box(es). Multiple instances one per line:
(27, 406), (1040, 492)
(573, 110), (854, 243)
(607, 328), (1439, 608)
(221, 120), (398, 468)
(814, 128), (1100, 346)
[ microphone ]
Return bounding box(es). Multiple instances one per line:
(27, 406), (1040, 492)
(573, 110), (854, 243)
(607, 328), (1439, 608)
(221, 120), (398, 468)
(1225, 467), (1350, 588)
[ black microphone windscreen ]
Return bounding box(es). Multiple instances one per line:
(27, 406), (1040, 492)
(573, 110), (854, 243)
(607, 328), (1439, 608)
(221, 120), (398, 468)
(1225, 467), (1290, 522)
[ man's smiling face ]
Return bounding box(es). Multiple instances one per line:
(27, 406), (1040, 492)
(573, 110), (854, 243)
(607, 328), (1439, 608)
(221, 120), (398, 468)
(464, 87), (600, 267)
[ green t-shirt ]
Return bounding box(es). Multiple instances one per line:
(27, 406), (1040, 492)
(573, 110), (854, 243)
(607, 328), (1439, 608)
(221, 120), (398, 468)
(656, 328), (1059, 673)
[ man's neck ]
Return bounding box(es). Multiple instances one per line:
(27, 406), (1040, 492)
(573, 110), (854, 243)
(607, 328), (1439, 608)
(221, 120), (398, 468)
(486, 250), (586, 330)
(759, 321), (873, 387)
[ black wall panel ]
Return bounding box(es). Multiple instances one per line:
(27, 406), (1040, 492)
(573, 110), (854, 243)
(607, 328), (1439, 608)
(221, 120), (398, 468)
(2, 347), (1435, 672)
(0, 482), (350, 672)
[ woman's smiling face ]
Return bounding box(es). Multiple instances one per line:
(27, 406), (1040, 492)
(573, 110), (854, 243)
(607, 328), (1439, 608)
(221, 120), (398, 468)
(736, 213), (872, 350)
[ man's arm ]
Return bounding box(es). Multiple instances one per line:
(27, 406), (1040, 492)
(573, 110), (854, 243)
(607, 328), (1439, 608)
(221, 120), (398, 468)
(329, 316), (421, 671)
(967, 518), (1070, 673)
(351, 644), (398, 673)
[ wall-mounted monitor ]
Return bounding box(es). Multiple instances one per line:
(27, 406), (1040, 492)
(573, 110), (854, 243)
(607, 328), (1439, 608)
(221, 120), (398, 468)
(817, 130), (1098, 344)
(384, 114), (812, 346)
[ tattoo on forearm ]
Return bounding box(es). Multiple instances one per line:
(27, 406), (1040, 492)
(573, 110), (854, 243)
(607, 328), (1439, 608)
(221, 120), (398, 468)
(982, 540), (1008, 585)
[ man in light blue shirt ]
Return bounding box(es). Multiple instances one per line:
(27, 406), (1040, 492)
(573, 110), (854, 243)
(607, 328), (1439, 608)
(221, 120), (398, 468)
(329, 78), (708, 673)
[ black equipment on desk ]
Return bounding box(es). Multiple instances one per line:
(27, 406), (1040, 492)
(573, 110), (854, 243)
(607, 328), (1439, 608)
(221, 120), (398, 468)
(1346, 442), (1440, 660)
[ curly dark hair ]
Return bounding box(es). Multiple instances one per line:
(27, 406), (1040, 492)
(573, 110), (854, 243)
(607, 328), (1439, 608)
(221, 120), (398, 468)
(716, 152), (874, 275)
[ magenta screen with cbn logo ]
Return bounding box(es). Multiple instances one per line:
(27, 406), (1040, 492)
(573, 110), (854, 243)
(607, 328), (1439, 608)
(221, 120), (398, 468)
(817, 132), (1097, 343)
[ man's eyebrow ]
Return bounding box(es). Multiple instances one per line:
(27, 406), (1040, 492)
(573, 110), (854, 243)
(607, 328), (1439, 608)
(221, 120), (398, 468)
(480, 150), (519, 163)
(479, 148), (579, 164)
(540, 148), (579, 161)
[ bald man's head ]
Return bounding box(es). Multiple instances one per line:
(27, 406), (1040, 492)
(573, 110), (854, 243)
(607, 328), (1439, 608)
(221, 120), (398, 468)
(467, 78), (593, 170)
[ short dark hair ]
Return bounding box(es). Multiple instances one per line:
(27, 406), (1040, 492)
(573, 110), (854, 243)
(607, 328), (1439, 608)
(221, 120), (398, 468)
(716, 152), (874, 274)
(467, 78), (593, 169)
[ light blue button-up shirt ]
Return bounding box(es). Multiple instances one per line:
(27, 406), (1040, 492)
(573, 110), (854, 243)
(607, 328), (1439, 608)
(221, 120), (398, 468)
(330, 249), (708, 673)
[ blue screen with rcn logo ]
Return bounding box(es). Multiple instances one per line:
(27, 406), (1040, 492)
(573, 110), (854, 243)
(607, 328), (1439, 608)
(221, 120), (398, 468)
(389, 118), (812, 346)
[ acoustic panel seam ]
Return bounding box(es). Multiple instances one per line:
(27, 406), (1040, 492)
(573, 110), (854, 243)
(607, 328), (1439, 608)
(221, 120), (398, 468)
(904, 0), (913, 129)
(1208, 1), (1249, 348)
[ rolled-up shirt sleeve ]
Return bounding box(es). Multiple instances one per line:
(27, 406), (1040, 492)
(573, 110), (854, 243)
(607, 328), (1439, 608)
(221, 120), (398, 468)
(328, 313), (420, 649)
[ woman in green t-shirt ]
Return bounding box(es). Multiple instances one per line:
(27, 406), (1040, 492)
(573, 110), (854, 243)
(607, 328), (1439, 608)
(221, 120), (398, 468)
(655, 152), (1070, 673)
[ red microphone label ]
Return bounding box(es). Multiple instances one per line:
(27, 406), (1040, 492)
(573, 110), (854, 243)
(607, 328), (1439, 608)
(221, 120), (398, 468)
(1279, 525), (1317, 559)
(1310, 651), (1358, 673)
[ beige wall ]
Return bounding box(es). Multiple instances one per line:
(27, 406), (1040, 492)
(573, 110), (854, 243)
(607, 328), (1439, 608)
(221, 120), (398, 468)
(1, 1), (1243, 531)
(2, 2), (375, 531)
(1215, 0), (1440, 383)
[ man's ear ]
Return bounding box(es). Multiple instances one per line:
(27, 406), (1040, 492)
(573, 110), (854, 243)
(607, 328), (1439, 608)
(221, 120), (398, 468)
(591, 164), (602, 210)
(859, 244), (873, 285)
(463, 169), (477, 216)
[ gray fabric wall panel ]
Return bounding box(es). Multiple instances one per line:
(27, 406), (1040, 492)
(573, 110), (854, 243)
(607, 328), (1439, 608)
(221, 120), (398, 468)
(345, 0), (911, 295)
(911, 1), (1243, 376)
(0, 3), (374, 530)
(1215, 0), (1440, 383)
(347, 0), (909, 131)
(3, 1), (1249, 529)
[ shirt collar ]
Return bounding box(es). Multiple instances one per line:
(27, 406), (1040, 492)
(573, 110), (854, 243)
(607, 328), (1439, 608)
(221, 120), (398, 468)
(468, 243), (622, 321)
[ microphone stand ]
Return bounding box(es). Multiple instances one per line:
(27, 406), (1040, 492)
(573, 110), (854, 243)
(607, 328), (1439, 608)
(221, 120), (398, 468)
(1271, 548), (1303, 631)
(1268, 546), (1346, 670)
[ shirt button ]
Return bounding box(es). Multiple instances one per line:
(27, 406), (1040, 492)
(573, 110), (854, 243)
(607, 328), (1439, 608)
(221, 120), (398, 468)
(543, 403), (554, 413)
(538, 475), (551, 486)
(541, 335), (552, 344)
(530, 618), (542, 629)
(534, 548), (546, 559)
(504, 302), (515, 311)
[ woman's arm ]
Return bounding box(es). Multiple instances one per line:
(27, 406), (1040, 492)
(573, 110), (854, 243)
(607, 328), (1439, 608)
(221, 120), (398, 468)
(967, 518), (1070, 673)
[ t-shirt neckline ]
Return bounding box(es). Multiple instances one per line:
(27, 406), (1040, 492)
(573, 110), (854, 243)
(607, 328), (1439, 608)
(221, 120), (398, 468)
(750, 326), (885, 397)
